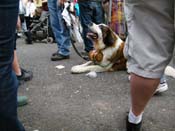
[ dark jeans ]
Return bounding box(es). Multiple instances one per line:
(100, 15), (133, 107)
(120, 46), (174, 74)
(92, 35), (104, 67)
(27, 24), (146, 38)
(0, 0), (25, 130)
(78, 1), (104, 52)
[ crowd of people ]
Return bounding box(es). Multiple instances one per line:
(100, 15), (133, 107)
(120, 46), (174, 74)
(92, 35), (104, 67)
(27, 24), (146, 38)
(0, 0), (174, 131)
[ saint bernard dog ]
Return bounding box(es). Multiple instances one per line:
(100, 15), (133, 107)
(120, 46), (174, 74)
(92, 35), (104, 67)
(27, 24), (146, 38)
(71, 23), (127, 73)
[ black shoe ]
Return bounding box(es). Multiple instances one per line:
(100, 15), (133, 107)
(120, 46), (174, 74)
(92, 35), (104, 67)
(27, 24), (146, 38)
(17, 96), (28, 107)
(51, 53), (70, 61)
(25, 39), (33, 44)
(24, 31), (33, 44)
(52, 51), (59, 56)
(126, 116), (142, 131)
(17, 68), (33, 82)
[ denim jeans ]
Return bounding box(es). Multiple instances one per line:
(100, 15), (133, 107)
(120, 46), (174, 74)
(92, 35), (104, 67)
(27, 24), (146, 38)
(78, 1), (104, 52)
(47, 0), (71, 56)
(0, 0), (25, 130)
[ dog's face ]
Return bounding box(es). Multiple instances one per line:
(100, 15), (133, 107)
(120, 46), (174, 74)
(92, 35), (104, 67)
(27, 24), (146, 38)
(87, 23), (118, 50)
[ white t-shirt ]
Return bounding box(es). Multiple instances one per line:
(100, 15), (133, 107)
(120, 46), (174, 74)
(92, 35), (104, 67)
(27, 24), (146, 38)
(19, 0), (26, 14)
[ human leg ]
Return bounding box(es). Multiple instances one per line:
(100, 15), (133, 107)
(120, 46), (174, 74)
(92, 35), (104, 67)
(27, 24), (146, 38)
(0, 0), (25, 130)
(13, 35), (33, 82)
(48, 0), (71, 59)
(124, 0), (174, 130)
(13, 50), (21, 76)
(127, 72), (160, 131)
(55, 3), (71, 57)
(13, 50), (33, 82)
(13, 51), (29, 105)
(78, 1), (104, 53)
(78, 1), (94, 52)
(128, 74), (168, 94)
(130, 74), (160, 116)
(47, 0), (61, 49)
(18, 14), (32, 44)
(92, 1), (104, 24)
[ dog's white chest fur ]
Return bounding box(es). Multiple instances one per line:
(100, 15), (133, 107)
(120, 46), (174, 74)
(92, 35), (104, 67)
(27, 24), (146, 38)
(71, 23), (124, 74)
(100, 38), (123, 66)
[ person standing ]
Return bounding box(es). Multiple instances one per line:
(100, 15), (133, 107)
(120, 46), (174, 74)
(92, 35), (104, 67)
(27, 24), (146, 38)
(124, 0), (174, 130)
(25, 0), (36, 29)
(19, 0), (33, 44)
(48, 0), (71, 61)
(0, 0), (25, 130)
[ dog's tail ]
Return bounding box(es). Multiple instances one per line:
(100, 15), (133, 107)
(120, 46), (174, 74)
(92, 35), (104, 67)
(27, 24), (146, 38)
(164, 66), (175, 78)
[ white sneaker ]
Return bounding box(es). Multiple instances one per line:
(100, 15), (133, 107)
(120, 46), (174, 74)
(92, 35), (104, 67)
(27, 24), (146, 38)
(17, 32), (23, 37)
(155, 82), (168, 94)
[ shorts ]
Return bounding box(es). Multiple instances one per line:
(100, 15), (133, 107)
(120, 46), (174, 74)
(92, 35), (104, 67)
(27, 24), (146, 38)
(124, 0), (175, 78)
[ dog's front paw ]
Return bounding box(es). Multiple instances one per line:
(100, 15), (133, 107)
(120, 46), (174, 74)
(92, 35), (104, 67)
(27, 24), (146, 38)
(71, 65), (82, 74)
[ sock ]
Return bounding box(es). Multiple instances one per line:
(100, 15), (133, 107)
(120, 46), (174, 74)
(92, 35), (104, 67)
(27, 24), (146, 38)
(16, 72), (22, 76)
(128, 109), (143, 124)
(16, 69), (22, 77)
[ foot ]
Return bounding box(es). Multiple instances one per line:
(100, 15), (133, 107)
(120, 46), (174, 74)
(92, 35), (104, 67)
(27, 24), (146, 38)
(126, 116), (142, 131)
(25, 39), (33, 44)
(17, 68), (33, 82)
(17, 32), (23, 38)
(24, 31), (32, 44)
(155, 81), (168, 94)
(17, 96), (28, 107)
(52, 51), (59, 56)
(51, 53), (70, 61)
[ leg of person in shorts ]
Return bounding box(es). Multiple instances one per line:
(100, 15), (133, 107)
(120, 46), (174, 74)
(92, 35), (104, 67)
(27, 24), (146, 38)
(124, 0), (174, 130)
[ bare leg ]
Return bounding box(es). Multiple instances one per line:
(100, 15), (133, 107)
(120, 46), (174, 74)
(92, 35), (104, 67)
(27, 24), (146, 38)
(13, 50), (21, 76)
(130, 73), (160, 116)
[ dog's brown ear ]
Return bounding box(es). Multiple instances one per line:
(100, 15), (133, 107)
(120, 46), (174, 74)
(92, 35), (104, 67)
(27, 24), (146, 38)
(103, 28), (116, 47)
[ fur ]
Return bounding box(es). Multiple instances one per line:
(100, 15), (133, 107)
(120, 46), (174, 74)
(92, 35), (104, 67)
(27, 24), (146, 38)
(71, 23), (127, 74)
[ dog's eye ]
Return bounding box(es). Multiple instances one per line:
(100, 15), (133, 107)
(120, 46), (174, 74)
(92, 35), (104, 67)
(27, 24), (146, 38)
(92, 33), (98, 39)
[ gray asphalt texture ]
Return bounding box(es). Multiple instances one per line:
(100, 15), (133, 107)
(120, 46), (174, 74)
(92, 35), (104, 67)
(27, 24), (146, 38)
(17, 39), (175, 131)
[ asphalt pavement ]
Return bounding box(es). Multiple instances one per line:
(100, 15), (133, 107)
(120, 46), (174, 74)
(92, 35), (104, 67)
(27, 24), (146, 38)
(17, 39), (175, 131)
